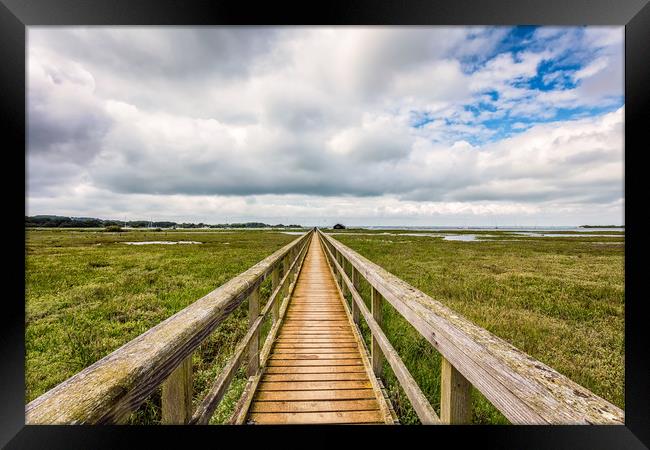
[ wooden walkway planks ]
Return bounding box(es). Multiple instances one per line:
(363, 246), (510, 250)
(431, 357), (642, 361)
(247, 234), (393, 425)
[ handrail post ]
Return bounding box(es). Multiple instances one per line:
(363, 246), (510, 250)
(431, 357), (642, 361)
(161, 354), (193, 424)
(247, 284), (260, 376)
(340, 258), (348, 297)
(440, 357), (471, 424)
(282, 254), (290, 300)
(371, 287), (384, 377)
(351, 267), (360, 325)
(336, 251), (343, 287)
(271, 264), (280, 323)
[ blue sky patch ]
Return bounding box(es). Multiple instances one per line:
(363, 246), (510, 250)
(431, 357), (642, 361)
(414, 26), (623, 146)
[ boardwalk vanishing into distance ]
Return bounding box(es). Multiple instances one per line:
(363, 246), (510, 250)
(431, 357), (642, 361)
(246, 235), (394, 424)
(25, 229), (624, 425)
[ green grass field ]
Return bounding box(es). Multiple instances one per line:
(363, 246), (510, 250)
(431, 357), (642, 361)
(328, 229), (624, 424)
(25, 228), (624, 424)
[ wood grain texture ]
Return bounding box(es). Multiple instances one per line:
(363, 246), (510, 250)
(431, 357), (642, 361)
(249, 410), (384, 424)
(161, 355), (192, 424)
(441, 356), (472, 424)
(246, 234), (392, 425)
(250, 399), (379, 413)
(318, 230), (624, 425)
(254, 389), (377, 401)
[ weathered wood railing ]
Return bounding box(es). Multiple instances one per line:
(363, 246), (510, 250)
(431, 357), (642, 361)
(25, 230), (313, 424)
(316, 229), (624, 425)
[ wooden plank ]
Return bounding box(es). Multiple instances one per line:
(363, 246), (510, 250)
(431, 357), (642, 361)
(441, 356), (472, 424)
(284, 317), (347, 321)
(288, 305), (344, 308)
(278, 334), (355, 339)
(273, 348), (359, 354)
(274, 345), (358, 350)
(275, 338), (357, 343)
(250, 399), (380, 413)
(286, 313), (345, 316)
(265, 365), (367, 374)
(269, 354), (362, 361)
(274, 344), (358, 350)
(268, 358), (362, 367)
(290, 302), (341, 305)
(274, 346), (357, 350)
(257, 380), (372, 391)
(280, 324), (351, 337)
(289, 305), (341, 308)
(284, 316), (348, 321)
(280, 328), (351, 332)
(287, 308), (345, 312)
(286, 309), (345, 313)
(291, 297), (340, 300)
(284, 316), (343, 319)
(280, 330), (350, 336)
(249, 410), (384, 424)
(319, 230), (624, 425)
(254, 389), (378, 401)
(262, 372), (370, 382)
(161, 355), (192, 425)
(292, 293), (339, 297)
(279, 330), (353, 334)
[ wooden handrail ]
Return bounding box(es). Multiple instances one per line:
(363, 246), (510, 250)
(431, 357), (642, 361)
(26, 230), (313, 424)
(228, 234), (312, 424)
(319, 236), (440, 424)
(317, 229), (624, 425)
(190, 236), (311, 424)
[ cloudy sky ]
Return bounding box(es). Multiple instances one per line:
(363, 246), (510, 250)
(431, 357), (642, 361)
(27, 26), (624, 226)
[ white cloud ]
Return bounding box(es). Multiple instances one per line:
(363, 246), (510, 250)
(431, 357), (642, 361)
(26, 27), (624, 225)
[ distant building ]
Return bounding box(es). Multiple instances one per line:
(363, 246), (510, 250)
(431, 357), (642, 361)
(333, 223), (346, 229)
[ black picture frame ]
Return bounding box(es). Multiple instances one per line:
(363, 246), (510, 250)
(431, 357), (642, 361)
(2, 0), (648, 448)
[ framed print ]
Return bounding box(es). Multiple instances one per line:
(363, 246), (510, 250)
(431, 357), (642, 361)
(2, 0), (648, 448)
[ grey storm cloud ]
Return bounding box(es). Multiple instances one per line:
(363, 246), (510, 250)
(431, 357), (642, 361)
(26, 26), (624, 224)
(30, 27), (283, 80)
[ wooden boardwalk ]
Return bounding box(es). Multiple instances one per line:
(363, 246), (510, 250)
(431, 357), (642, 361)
(246, 234), (393, 424)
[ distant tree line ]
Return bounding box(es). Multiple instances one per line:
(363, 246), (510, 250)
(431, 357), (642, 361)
(25, 215), (302, 229)
(579, 225), (624, 228)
